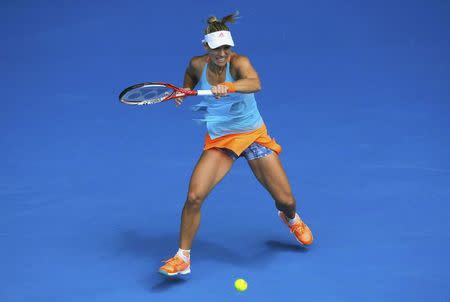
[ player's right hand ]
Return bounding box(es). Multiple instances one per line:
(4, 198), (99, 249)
(211, 84), (229, 99)
(175, 88), (191, 107)
(175, 98), (183, 107)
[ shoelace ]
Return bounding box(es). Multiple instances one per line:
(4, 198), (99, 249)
(163, 256), (180, 263)
(290, 220), (305, 234)
(162, 256), (188, 269)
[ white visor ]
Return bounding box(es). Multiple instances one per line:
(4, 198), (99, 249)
(202, 30), (235, 49)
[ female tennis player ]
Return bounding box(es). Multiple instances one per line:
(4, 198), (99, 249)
(159, 12), (313, 276)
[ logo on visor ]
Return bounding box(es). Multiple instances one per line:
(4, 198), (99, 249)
(218, 32), (225, 37)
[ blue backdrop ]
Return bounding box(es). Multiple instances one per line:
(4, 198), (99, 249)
(1, 0), (450, 301)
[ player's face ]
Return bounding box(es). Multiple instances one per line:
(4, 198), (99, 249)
(206, 45), (232, 66)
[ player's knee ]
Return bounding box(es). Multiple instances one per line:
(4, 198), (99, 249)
(186, 191), (205, 209)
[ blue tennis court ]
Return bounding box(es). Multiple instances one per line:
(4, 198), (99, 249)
(1, 1), (450, 301)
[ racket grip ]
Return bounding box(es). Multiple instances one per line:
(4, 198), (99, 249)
(196, 90), (213, 96)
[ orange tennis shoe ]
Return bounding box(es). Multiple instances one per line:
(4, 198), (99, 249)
(159, 255), (191, 276)
(278, 211), (313, 246)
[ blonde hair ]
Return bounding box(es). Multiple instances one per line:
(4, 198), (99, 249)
(204, 11), (239, 34)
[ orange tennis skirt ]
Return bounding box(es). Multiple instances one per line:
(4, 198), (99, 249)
(204, 123), (282, 156)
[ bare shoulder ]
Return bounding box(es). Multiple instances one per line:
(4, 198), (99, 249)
(186, 55), (207, 79)
(230, 53), (252, 67)
(189, 55), (208, 70)
(229, 53), (258, 79)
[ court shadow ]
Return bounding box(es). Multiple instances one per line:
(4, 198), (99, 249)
(149, 273), (189, 292)
(265, 240), (309, 253)
(119, 230), (245, 292)
(118, 230), (308, 291)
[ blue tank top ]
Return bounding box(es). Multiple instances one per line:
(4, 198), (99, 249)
(191, 62), (264, 139)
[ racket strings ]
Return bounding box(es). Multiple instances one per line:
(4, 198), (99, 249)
(121, 85), (174, 105)
(140, 91), (171, 105)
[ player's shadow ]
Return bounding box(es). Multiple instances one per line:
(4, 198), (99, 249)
(118, 230), (307, 291)
(150, 273), (189, 292)
(118, 230), (245, 292)
(264, 239), (309, 253)
(118, 230), (306, 266)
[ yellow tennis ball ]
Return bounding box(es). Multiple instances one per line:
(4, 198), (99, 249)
(234, 278), (248, 292)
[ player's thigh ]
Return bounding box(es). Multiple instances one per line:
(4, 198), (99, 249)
(247, 153), (293, 200)
(187, 148), (234, 200)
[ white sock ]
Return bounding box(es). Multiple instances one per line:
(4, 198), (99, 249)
(177, 248), (190, 262)
(288, 213), (300, 225)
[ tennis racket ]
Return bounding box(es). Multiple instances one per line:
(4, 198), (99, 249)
(119, 82), (213, 105)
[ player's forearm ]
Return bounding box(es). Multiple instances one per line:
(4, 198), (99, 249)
(232, 78), (261, 93)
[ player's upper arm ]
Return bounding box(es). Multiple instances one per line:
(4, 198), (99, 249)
(235, 56), (259, 79)
(234, 56), (261, 89)
(184, 57), (202, 88)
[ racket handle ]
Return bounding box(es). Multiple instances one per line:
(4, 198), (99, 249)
(196, 90), (213, 96)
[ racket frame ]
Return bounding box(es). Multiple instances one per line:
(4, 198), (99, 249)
(119, 82), (212, 105)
